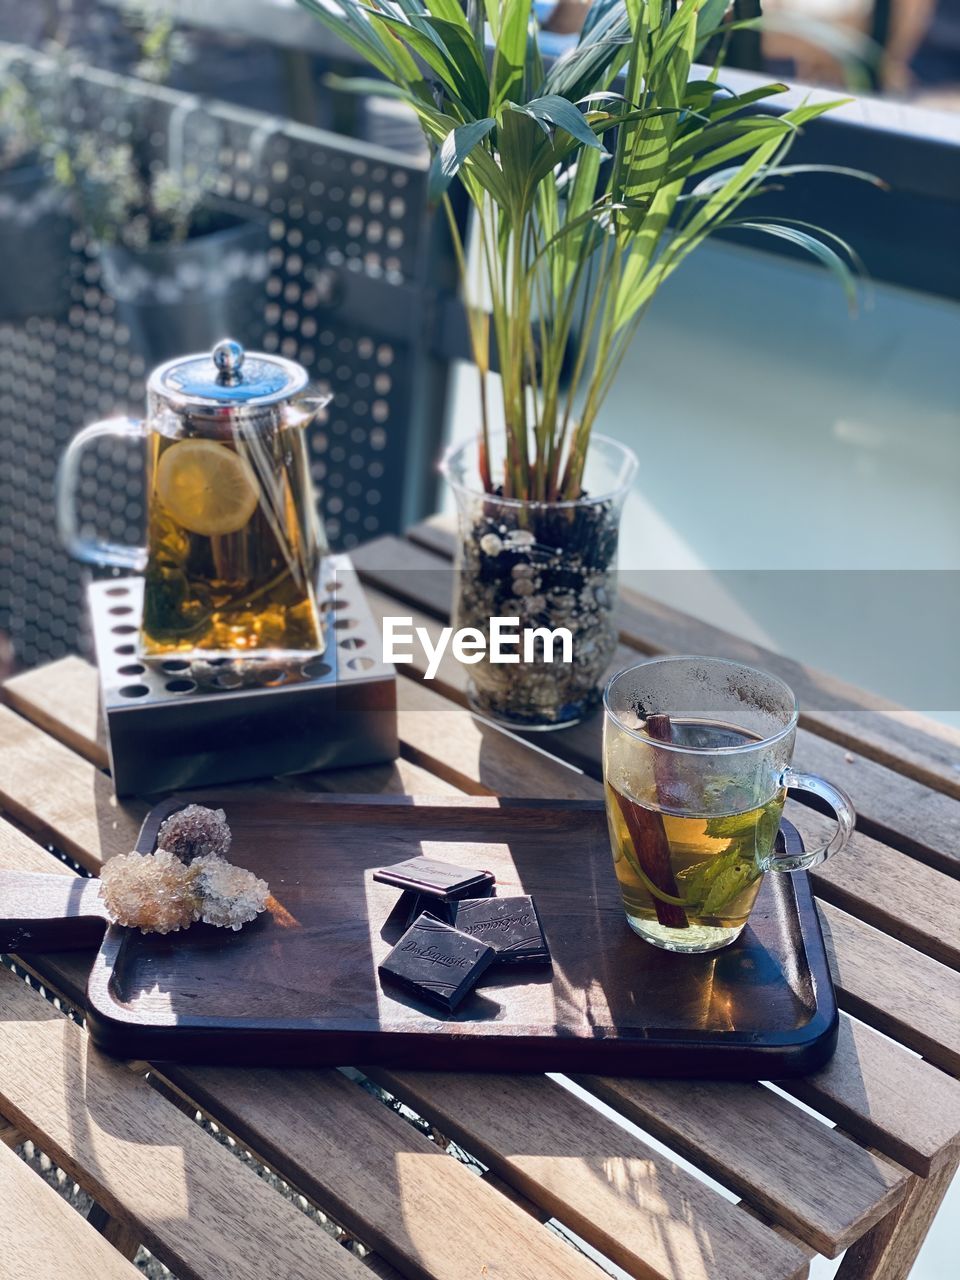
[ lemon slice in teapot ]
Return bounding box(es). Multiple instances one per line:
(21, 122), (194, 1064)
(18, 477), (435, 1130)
(157, 439), (260, 537)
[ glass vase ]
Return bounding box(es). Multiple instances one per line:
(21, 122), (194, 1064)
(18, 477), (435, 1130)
(441, 432), (637, 730)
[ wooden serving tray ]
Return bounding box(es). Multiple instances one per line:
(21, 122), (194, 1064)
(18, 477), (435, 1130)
(5, 794), (838, 1077)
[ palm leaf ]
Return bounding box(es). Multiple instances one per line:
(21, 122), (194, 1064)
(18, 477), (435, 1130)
(428, 117), (497, 203)
(579, 0), (627, 44)
(703, 83), (792, 120)
(421, 15), (490, 114)
(542, 8), (632, 102)
(493, 0), (534, 109)
(614, 0), (697, 231)
(725, 219), (860, 308)
(694, 0), (733, 53)
(361, 8), (485, 116)
(422, 0), (474, 33)
(689, 161), (885, 198)
(511, 94), (605, 151)
(298, 0), (431, 95)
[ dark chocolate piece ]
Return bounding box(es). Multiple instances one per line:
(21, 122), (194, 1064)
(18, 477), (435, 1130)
(403, 892), (454, 928)
(378, 912), (496, 1012)
(383, 890), (423, 934)
(373, 856), (495, 901)
(451, 895), (551, 966)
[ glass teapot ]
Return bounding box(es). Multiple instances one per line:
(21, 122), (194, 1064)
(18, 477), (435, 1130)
(57, 340), (330, 659)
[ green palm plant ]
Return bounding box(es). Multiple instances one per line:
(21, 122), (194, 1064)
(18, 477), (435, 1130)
(299, 0), (872, 501)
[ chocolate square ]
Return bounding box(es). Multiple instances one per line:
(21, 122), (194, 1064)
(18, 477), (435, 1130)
(383, 889), (455, 933)
(402, 891), (455, 928)
(378, 913), (496, 1013)
(373, 856), (495, 901)
(451, 895), (551, 966)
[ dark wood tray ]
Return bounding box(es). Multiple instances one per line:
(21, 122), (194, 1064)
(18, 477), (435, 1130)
(8, 794), (839, 1077)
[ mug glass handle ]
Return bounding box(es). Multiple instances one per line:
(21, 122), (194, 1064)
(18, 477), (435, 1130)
(55, 417), (148, 570)
(761, 767), (855, 872)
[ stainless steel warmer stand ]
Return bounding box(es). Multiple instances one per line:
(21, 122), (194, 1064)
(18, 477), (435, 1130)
(90, 554), (397, 796)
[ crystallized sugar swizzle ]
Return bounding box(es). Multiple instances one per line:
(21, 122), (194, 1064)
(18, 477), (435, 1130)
(98, 805), (269, 935)
(192, 856), (270, 931)
(156, 804), (232, 863)
(99, 850), (201, 935)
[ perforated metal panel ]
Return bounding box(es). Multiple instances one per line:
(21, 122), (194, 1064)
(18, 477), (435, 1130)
(0, 46), (450, 669)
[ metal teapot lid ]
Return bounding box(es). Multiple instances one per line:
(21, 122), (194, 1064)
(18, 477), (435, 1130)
(148, 339), (309, 415)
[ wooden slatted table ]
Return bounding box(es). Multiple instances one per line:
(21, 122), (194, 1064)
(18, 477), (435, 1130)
(1, 514), (959, 1280)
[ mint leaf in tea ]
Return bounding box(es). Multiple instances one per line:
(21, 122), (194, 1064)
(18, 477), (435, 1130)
(604, 719), (786, 953)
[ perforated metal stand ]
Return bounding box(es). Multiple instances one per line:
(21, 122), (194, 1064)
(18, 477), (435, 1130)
(90, 554), (396, 796)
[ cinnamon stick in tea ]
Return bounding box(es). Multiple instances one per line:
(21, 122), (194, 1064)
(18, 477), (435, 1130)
(614, 712), (687, 930)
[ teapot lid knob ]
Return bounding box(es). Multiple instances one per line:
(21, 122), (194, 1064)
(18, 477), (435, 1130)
(149, 341), (307, 411)
(213, 339), (245, 383)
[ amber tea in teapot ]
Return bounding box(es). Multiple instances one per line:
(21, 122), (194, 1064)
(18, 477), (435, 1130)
(57, 340), (328, 659)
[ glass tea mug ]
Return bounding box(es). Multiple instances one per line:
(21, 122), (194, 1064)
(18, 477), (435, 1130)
(57, 340), (330, 659)
(603, 655), (855, 954)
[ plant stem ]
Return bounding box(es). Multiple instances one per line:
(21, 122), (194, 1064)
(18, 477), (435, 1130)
(443, 193), (492, 491)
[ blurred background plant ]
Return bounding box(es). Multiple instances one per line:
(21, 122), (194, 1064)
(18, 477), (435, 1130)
(0, 0), (202, 249)
(53, 132), (208, 249)
(0, 72), (45, 170)
(123, 0), (190, 83)
(47, 3), (205, 248)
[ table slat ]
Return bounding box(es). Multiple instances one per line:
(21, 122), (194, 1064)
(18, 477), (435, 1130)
(0, 704), (144, 869)
(2, 658), (459, 803)
(832, 1150), (960, 1280)
(572, 1075), (905, 1258)
(4, 655), (107, 768)
(365, 1069), (811, 1280)
(786, 733), (960, 879)
(0, 1117), (22, 1147)
(0, 1139), (141, 1280)
(8, 939), (578, 1280)
(160, 1063), (654, 1280)
(788, 807), (960, 970)
(394, 675), (599, 800)
(778, 1016), (960, 1178)
(291, 755), (462, 798)
(0, 966), (367, 1280)
(817, 901), (960, 1074)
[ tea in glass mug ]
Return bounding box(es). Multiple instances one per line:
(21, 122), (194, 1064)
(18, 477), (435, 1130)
(603, 656), (855, 954)
(57, 340), (329, 659)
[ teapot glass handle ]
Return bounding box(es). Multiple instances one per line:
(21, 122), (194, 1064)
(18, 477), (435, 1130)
(55, 417), (148, 570)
